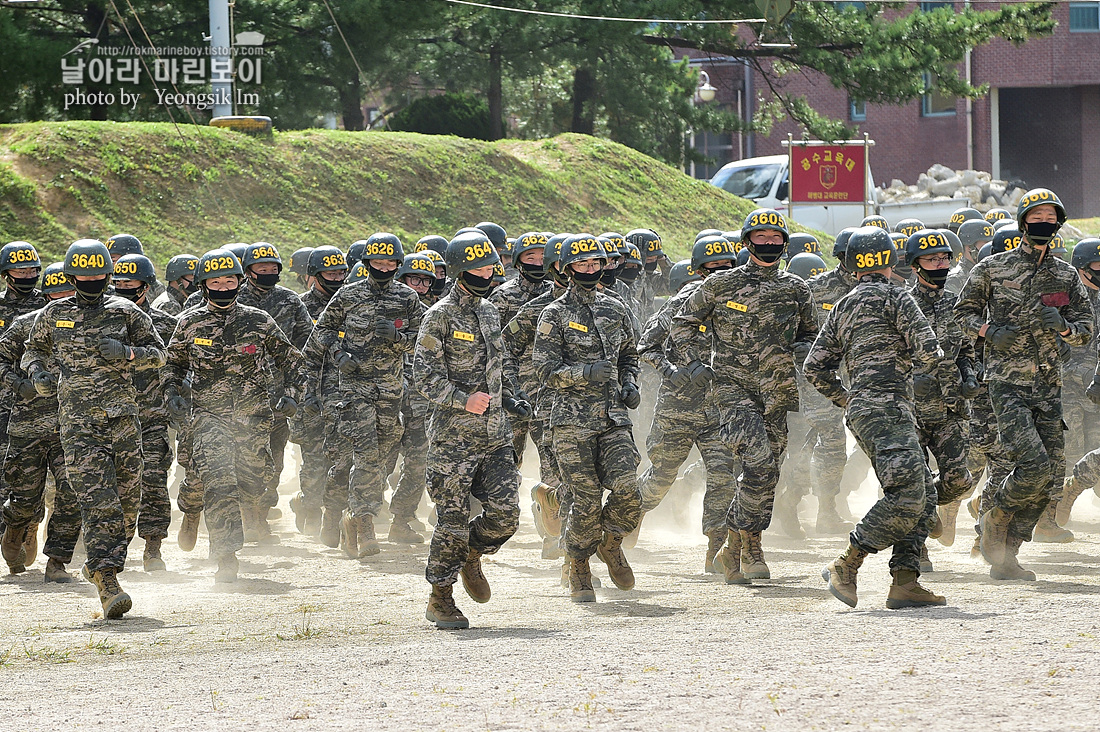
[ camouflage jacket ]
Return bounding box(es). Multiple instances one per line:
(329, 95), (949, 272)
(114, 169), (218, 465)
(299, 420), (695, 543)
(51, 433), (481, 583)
(638, 280), (715, 421)
(502, 283), (566, 401)
(955, 245), (1093, 387)
(23, 295), (166, 423)
(182, 290), (205, 312)
(601, 284), (642, 340)
(0, 310), (60, 439)
(299, 288), (333, 322)
(134, 300), (179, 425)
(944, 255), (977, 297)
(807, 266), (857, 328)
(413, 286), (516, 448)
(533, 285), (640, 430)
(637, 265), (672, 319)
(152, 285), (187, 316)
(237, 281), (314, 349)
(163, 302), (303, 423)
(489, 276), (549, 332)
(909, 280), (977, 421)
(670, 259), (817, 416)
(0, 287), (47, 334)
(303, 278), (422, 406)
(804, 273), (942, 410)
(1065, 287), (1100, 388)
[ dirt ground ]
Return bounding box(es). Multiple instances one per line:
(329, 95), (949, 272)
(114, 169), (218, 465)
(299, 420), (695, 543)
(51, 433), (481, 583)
(3, 456), (1100, 732)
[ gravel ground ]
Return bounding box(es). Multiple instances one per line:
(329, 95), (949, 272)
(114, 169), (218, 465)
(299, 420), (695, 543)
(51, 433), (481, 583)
(3, 464), (1100, 732)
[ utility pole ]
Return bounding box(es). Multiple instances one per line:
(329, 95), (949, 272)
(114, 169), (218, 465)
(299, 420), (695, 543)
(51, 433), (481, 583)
(209, 0), (232, 118)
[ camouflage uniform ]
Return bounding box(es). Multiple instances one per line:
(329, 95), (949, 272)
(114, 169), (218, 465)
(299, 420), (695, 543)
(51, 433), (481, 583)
(944, 255), (977, 296)
(670, 260), (817, 533)
(133, 300), (179, 541)
(294, 288), (336, 517)
(413, 287), (520, 586)
(534, 285), (641, 558)
(804, 272), (942, 573)
(303, 278), (422, 521)
(955, 245), (1093, 542)
(490, 275), (549, 461)
(163, 302), (302, 559)
(0, 311), (81, 564)
(1061, 287), (1100, 475)
(637, 281), (737, 536)
(152, 286), (188, 316)
(23, 295), (165, 573)
(391, 294), (434, 525)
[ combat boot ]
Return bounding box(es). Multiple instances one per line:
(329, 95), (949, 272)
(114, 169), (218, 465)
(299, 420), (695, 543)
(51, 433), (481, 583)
(541, 536), (563, 560)
(341, 514), (359, 558)
(595, 532), (635, 590)
(712, 529), (750, 585)
(388, 519), (425, 544)
(44, 558), (72, 583)
(461, 549), (491, 603)
(302, 507), (322, 537)
(426, 584), (469, 629)
(703, 530), (725, 574)
(253, 506), (280, 545)
(290, 493), (305, 532)
(22, 522), (38, 567)
(739, 530), (770, 580)
(1056, 476), (1087, 527)
(990, 535), (1036, 581)
(979, 505), (1012, 565)
(178, 512), (201, 552)
(143, 537), (166, 572)
(773, 494), (805, 540)
(242, 505), (260, 543)
(815, 497), (853, 535)
(886, 569), (947, 609)
(919, 544), (933, 573)
(970, 533), (982, 559)
(1032, 502), (1073, 543)
(531, 482), (562, 539)
(320, 508), (342, 548)
(821, 543), (868, 608)
(215, 553), (238, 584)
(967, 494), (981, 519)
(1, 524), (27, 574)
(936, 501), (961, 547)
(356, 515), (380, 558)
(569, 556), (596, 603)
(84, 566), (132, 619)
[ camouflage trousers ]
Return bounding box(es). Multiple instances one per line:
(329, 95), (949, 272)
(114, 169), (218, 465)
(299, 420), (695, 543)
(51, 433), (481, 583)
(137, 421), (173, 540)
(554, 424), (641, 559)
(60, 415), (143, 573)
(511, 414), (532, 471)
(2, 431), (81, 563)
(290, 412), (328, 512)
(175, 415), (205, 516)
(1061, 380), (1100, 477)
(533, 409), (562, 490)
(391, 400), (428, 521)
(845, 401), (935, 575)
(322, 420), (352, 514)
(261, 417), (290, 509)
(639, 411), (738, 536)
(916, 413), (972, 506)
(721, 407), (785, 533)
(987, 379), (1064, 541)
(802, 387), (848, 501)
(192, 412), (276, 558)
(425, 441), (519, 587)
(777, 410), (813, 506)
(338, 395), (403, 519)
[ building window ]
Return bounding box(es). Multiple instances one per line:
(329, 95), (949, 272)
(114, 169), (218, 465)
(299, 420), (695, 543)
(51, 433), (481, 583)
(836, 2), (866, 9)
(850, 98), (866, 122)
(920, 2), (954, 10)
(921, 72), (956, 117)
(1070, 2), (1100, 31)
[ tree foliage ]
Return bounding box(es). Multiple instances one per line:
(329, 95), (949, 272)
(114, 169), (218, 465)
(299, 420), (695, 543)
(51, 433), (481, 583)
(388, 92), (491, 140)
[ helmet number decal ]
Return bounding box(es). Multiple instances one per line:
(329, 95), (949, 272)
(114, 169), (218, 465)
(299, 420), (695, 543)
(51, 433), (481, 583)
(203, 255), (237, 274)
(8, 248), (39, 264)
(464, 241), (494, 261)
(71, 253), (105, 269)
(748, 212), (786, 229)
(366, 242), (394, 257)
(853, 250), (892, 269)
(251, 246), (278, 260)
(322, 253), (346, 268)
(114, 260), (139, 275)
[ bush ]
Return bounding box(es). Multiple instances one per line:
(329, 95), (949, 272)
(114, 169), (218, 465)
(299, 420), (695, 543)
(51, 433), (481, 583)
(388, 93), (491, 140)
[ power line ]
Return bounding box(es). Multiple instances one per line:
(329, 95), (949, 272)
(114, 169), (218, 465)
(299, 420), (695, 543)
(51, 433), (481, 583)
(320, 0), (368, 82)
(442, 0), (767, 23)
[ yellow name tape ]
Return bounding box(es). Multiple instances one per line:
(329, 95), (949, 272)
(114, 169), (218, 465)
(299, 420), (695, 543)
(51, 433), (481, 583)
(725, 301), (747, 312)
(194, 337), (213, 346)
(699, 325), (707, 333)
(568, 321), (588, 333)
(822, 303), (834, 311)
(56, 320), (75, 328)
(453, 330), (475, 342)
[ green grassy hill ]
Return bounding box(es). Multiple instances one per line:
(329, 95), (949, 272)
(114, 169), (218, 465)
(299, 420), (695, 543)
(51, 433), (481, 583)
(0, 122), (796, 268)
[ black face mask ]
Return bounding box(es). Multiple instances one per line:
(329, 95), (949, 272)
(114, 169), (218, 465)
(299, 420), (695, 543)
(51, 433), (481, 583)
(1023, 220), (1061, 246)
(251, 272), (280, 289)
(207, 286), (239, 308)
(600, 268), (618, 287)
(6, 275), (39, 295)
(570, 269), (602, 291)
(643, 260), (659, 273)
(459, 271), (494, 298)
(74, 277), (109, 303)
(1083, 269), (1100, 290)
(318, 275), (344, 296)
(113, 284), (144, 302)
(430, 278), (447, 296)
(918, 266), (950, 289)
(618, 267), (640, 283)
(750, 244), (785, 265)
(895, 264), (914, 279)
(519, 261), (546, 283)
(367, 263), (395, 286)
(180, 279), (199, 296)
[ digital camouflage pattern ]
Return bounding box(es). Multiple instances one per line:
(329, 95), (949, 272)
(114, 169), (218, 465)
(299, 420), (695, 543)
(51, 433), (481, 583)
(292, 287), (337, 514)
(489, 275), (549, 334)
(152, 287), (186, 316)
(1061, 288), (1100, 473)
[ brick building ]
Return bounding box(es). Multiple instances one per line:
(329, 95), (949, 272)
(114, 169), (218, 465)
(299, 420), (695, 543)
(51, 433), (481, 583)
(688, 2), (1100, 217)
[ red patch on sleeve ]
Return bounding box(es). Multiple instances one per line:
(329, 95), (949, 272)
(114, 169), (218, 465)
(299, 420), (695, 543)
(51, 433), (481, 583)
(1041, 292), (1070, 307)
(394, 319), (403, 329)
(241, 344), (257, 355)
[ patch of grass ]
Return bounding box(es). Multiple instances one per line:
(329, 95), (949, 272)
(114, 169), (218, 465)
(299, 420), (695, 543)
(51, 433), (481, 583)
(86, 634), (126, 655)
(276, 608), (326, 641)
(22, 644), (74, 664)
(1070, 218), (1100, 237)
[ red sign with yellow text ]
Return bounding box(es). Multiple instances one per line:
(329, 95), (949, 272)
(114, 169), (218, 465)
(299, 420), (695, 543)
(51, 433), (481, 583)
(790, 145), (866, 204)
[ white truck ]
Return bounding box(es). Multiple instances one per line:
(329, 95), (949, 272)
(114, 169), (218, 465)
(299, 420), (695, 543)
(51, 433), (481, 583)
(708, 154), (966, 237)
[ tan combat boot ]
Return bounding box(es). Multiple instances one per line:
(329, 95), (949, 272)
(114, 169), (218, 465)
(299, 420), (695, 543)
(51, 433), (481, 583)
(44, 558), (72, 583)
(821, 543), (868, 608)
(990, 535), (1036, 581)
(241, 504), (260, 543)
(320, 508), (342, 548)
(919, 544), (933, 573)
(426, 584), (470, 628)
(978, 506), (1012, 565)
(595, 532), (635, 590)
(177, 512), (201, 552)
(461, 549), (491, 603)
(531, 482), (562, 540)
(1, 524), (27, 574)
(143, 537), (166, 572)
(84, 566), (132, 619)
(739, 530), (770, 580)
(703, 530), (725, 574)
(1032, 501), (1073, 543)
(341, 514), (360, 558)
(569, 556), (596, 603)
(22, 522), (38, 567)
(253, 505), (280, 545)
(773, 493), (805, 540)
(541, 536), (563, 560)
(936, 501), (961, 547)
(356, 515), (380, 558)
(967, 494), (981, 519)
(886, 569), (947, 609)
(1056, 476), (1087, 527)
(215, 553), (238, 584)
(712, 529), (750, 585)
(388, 519), (424, 544)
(816, 497), (853, 535)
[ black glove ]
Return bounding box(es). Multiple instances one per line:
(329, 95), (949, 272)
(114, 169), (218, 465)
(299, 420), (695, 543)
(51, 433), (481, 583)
(374, 319), (401, 342)
(31, 369), (56, 396)
(620, 382), (641, 409)
(14, 378), (37, 401)
(960, 376), (980, 399)
(167, 395), (189, 418)
(302, 394), (323, 417)
(687, 360), (715, 389)
(334, 350), (358, 375)
(1040, 306), (1068, 333)
(1088, 378), (1100, 407)
(582, 360), (614, 384)
(986, 325), (1020, 350)
(913, 374), (937, 398)
(98, 337), (129, 361)
(666, 366), (692, 389)
(792, 342), (811, 366)
(503, 396), (532, 419)
(273, 396), (298, 419)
